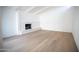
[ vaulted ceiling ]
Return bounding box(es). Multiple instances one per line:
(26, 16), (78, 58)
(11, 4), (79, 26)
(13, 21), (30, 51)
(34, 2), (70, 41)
(16, 6), (58, 15)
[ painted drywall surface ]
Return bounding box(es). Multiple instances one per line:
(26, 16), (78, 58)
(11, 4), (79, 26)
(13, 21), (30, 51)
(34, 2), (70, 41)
(0, 7), (3, 49)
(2, 7), (18, 38)
(39, 7), (73, 32)
(18, 11), (40, 34)
(0, 9), (1, 35)
(72, 7), (79, 50)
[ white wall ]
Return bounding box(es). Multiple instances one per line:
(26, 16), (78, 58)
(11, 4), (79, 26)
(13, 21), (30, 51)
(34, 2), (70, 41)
(1, 6), (40, 37)
(72, 7), (79, 51)
(2, 7), (18, 38)
(18, 11), (40, 34)
(0, 8), (1, 35)
(40, 7), (73, 32)
(0, 7), (3, 49)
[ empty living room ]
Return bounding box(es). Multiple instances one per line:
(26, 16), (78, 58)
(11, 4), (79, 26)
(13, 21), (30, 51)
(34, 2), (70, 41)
(0, 6), (79, 52)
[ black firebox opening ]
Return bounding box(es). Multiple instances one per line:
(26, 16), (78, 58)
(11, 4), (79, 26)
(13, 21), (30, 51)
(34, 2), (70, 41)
(25, 24), (31, 30)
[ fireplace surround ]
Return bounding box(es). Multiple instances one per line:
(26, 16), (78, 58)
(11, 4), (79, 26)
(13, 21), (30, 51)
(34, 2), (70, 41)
(25, 24), (31, 30)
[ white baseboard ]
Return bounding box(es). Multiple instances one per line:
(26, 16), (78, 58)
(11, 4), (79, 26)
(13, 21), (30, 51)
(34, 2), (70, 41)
(41, 27), (72, 33)
(2, 33), (18, 38)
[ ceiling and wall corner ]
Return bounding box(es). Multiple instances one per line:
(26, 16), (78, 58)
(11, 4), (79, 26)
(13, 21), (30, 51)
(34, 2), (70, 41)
(16, 6), (56, 15)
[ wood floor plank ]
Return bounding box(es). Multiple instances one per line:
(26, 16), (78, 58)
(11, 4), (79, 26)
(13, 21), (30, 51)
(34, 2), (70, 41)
(3, 30), (78, 52)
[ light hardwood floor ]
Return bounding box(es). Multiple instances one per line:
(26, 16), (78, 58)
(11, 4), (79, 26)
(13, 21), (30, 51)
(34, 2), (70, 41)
(3, 30), (78, 52)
